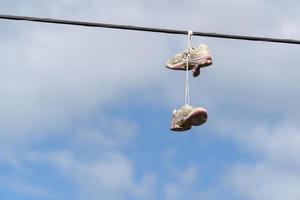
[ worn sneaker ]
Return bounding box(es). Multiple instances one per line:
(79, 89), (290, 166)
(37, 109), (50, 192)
(170, 104), (208, 132)
(165, 44), (212, 77)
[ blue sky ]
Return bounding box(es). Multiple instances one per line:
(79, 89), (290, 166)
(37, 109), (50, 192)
(0, 0), (300, 200)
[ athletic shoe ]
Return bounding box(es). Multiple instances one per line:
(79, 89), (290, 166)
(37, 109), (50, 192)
(170, 104), (208, 132)
(165, 44), (212, 77)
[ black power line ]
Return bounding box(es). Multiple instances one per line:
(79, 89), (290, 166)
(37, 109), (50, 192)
(0, 14), (300, 45)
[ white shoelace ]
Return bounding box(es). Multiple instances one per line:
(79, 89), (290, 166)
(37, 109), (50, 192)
(185, 30), (193, 105)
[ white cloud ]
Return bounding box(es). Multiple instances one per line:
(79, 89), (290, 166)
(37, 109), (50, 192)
(27, 150), (155, 200)
(164, 165), (201, 200)
(0, 13), (169, 141)
(228, 162), (300, 200)
(220, 123), (300, 200)
(70, 118), (138, 151)
(234, 123), (300, 166)
(0, 116), (143, 199)
(0, 175), (57, 198)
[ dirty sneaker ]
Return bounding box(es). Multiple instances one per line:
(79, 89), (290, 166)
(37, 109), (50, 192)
(165, 44), (212, 77)
(170, 104), (208, 132)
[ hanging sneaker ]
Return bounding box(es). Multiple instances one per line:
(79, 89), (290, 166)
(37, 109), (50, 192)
(170, 108), (192, 132)
(165, 44), (212, 77)
(170, 104), (208, 132)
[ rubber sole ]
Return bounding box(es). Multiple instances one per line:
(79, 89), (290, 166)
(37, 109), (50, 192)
(184, 108), (208, 126)
(170, 124), (191, 132)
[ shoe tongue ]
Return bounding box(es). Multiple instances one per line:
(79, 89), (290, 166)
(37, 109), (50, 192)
(182, 104), (192, 109)
(197, 44), (207, 50)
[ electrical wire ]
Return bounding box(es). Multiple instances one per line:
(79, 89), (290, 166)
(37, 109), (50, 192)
(0, 14), (300, 45)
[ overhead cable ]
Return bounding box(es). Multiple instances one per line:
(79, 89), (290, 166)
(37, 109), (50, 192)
(0, 14), (299, 45)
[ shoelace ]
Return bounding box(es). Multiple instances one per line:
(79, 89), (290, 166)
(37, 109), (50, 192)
(185, 30), (193, 105)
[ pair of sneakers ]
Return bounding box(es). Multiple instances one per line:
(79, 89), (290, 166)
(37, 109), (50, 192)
(165, 44), (212, 77)
(166, 44), (212, 131)
(170, 104), (208, 131)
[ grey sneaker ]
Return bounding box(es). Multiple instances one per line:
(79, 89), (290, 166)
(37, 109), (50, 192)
(165, 44), (212, 77)
(170, 104), (208, 132)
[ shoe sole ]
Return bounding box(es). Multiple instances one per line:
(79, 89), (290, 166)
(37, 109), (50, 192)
(170, 124), (191, 132)
(183, 108), (208, 126)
